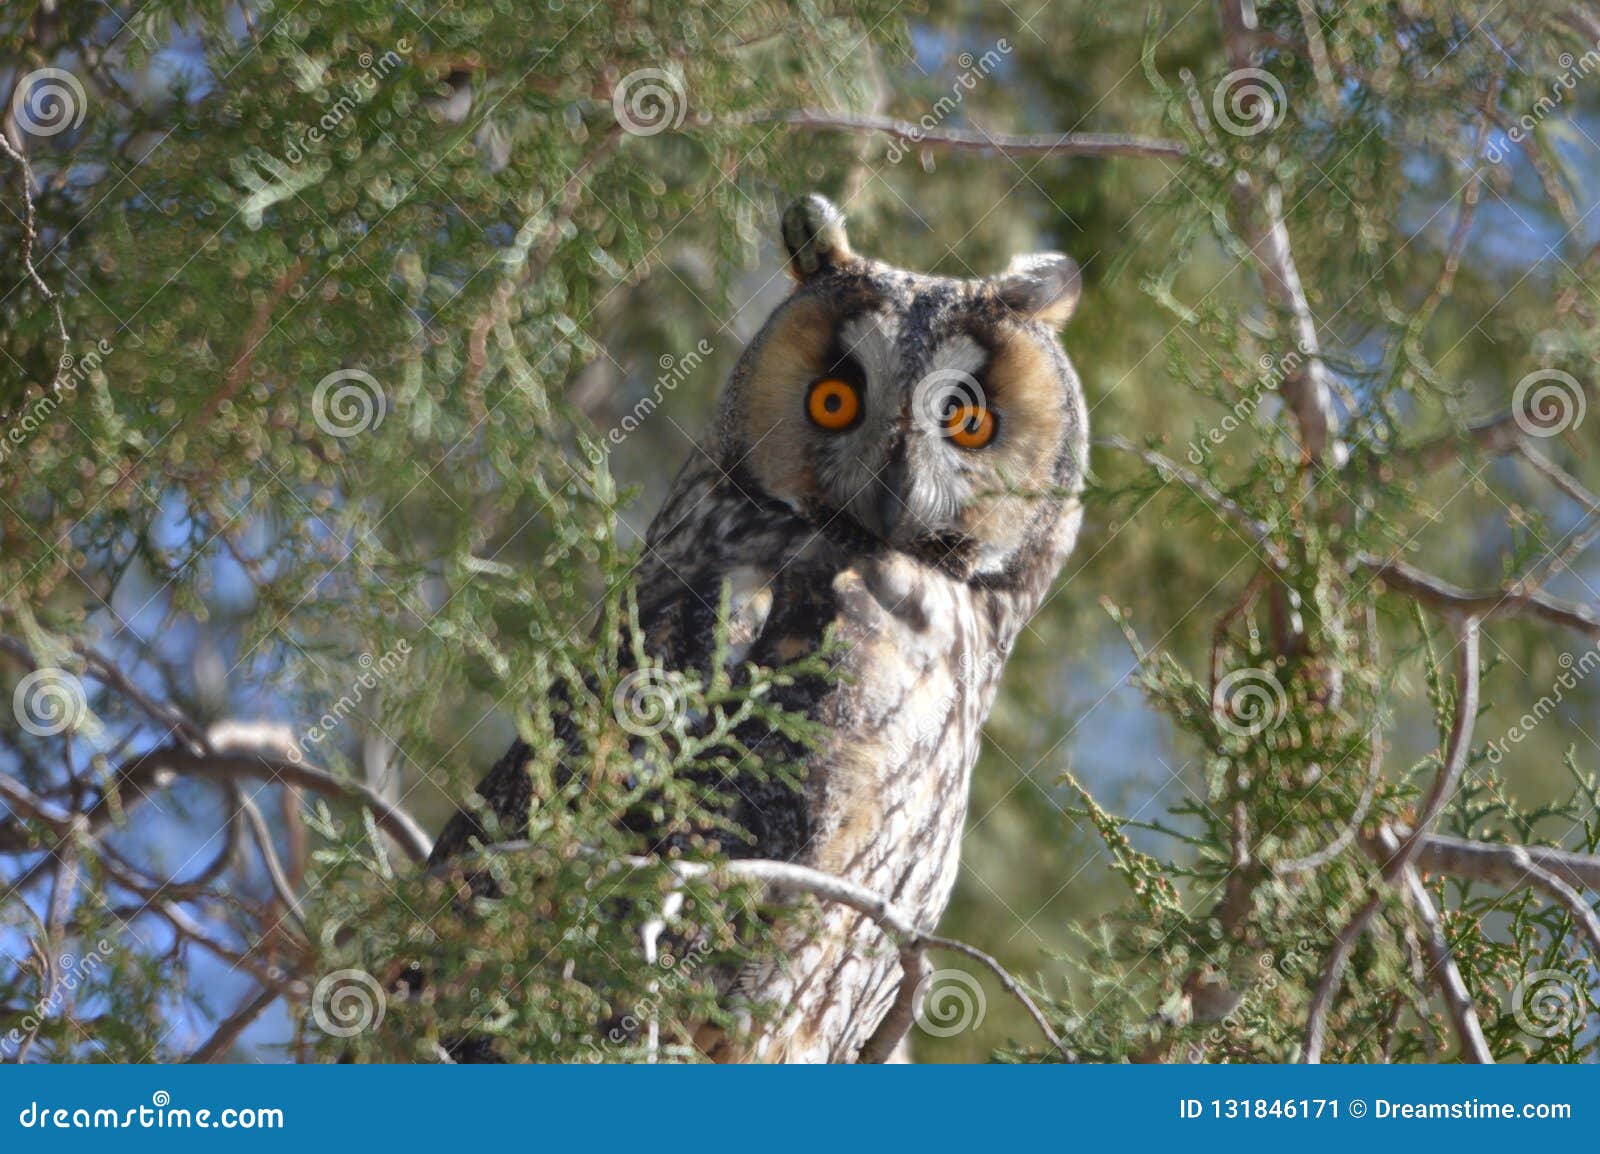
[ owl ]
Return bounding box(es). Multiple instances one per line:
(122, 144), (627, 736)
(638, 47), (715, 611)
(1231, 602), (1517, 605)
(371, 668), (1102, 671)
(429, 194), (1088, 1062)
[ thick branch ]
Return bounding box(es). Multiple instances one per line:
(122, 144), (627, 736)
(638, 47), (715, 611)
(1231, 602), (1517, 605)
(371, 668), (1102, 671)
(1410, 830), (1600, 892)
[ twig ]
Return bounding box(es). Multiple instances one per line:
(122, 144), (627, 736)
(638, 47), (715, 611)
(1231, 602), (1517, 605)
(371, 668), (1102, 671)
(238, 788), (308, 936)
(1359, 554), (1600, 640)
(0, 131), (70, 384)
(1396, 855), (1493, 1062)
(1302, 891), (1382, 1064)
(1095, 435), (1288, 568)
(1394, 617), (1481, 867)
(1507, 847), (1600, 958)
(185, 985), (280, 1063)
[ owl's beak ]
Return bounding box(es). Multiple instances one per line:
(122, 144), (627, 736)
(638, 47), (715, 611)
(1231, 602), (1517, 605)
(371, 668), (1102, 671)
(867, 452), (909, 543)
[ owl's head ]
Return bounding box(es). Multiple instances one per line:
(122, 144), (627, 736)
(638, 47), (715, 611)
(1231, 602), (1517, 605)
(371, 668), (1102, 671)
(714, 194), (1088, 583)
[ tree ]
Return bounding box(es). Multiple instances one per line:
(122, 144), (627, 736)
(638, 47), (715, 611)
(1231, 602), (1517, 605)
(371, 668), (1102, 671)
(1, 0), (1596, 1062)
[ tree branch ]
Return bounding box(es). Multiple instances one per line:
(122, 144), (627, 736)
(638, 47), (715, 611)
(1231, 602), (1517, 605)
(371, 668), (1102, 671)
(1359, 554), (1600, 640)
(761, 109), (1187, 160)
(1409, 829), (1600, 892)
(0, 740), (432, 863)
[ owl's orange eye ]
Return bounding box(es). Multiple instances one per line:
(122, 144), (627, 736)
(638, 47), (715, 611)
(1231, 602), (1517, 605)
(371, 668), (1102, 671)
(807, 378), (861, 430)
(944, 404), (997, 449)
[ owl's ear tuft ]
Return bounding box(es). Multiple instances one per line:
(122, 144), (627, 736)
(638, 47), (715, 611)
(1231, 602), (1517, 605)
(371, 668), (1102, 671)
(992, 252), (1081, 329)
(782, 194), (854, 281)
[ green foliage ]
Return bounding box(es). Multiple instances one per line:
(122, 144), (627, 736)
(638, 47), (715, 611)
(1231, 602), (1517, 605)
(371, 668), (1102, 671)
(3, 0), (1598, 1063)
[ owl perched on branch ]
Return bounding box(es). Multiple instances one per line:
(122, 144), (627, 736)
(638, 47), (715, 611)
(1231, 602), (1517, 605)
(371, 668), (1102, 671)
(430, 194), (1088, 1062)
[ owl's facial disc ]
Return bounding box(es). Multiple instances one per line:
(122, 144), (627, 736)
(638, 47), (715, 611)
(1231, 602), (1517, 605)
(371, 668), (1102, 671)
(729, 195), (1085, 577)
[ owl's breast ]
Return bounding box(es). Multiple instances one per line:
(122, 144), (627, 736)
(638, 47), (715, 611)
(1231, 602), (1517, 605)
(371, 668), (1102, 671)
(766, 549), (1005, 926)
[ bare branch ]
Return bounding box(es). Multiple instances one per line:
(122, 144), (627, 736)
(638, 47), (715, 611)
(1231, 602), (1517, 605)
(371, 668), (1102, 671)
(859, 950), (926, 1064)
(1359, 554), (1600, 641)
(1303, 891), (1382, 1064)
(1219, 0), (1341, 465)
(1506, 847), (1600, 959)
(761, 109), (1187, 160)
(0, 740), (432, 862)
(1095, 436), (1288, 568)
(238, 788), (308, 936)
(1394, 617), (1481, 867)
(1399, 859), (1493, 1063)
(1410, 830), (1600, 892)
(185, 985), (280, 1063)
(649, 855), (1074, 1061)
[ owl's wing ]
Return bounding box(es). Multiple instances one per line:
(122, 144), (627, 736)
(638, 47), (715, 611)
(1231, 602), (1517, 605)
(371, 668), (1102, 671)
(427, 460), (783, 868)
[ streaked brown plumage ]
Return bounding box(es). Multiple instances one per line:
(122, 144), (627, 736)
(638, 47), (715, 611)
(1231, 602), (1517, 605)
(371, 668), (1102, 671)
(430, 194), (1088, 1061)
